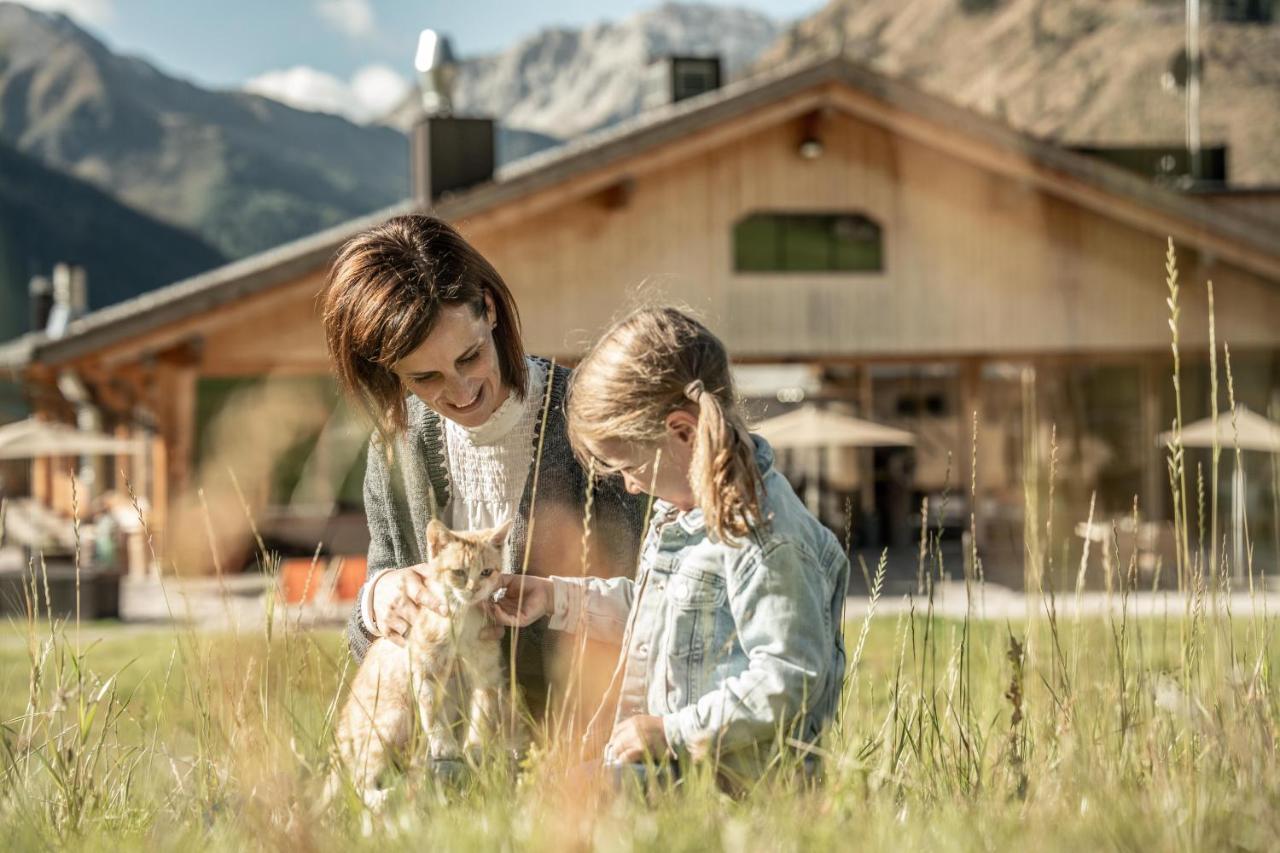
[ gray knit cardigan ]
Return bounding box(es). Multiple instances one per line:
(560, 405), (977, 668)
(347, 360), (647, 704)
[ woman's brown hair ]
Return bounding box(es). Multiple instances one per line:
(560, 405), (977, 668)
(566, 306), (763, 542)
(321, 214), (527, 440)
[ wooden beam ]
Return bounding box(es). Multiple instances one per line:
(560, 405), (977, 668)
(593, 177), (636, 211)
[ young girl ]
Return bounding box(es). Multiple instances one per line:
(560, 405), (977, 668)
(488, 306), (849, 784)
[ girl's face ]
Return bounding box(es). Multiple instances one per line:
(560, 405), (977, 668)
(589, 410), (699, 511)
(392, 296), (509, 428)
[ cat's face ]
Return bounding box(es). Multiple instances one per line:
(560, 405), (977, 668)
(425, 519), (511, 607)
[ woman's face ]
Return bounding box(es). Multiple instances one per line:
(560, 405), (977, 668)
(392, 297), (509, 428)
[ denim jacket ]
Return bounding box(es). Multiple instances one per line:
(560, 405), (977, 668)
(547, 436), (850, 777)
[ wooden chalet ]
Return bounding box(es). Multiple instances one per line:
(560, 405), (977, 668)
(3, 52), (1278, 585)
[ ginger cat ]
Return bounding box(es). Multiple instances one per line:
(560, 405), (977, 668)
(329, 519), (513, 808)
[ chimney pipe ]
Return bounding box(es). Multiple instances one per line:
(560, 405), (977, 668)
(409, 30), (495, 206)
(44, 263), (88, 338)
(668, 56), (722, 103)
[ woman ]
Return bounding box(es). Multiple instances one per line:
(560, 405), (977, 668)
(321, 213), (646, 713)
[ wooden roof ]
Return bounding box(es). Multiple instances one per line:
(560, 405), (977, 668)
(4, 50), (1278, 372)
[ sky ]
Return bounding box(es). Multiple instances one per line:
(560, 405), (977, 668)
(18, 0), (822, 121)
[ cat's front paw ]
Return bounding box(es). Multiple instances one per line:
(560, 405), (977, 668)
(426, 734), (461, 761)
(462, 729), (488, 753)
(361, 787), (390, 813)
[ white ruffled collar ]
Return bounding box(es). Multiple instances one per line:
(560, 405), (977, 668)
(446, 357), (546, 447)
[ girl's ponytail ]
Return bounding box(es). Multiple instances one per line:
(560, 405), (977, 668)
(685, 380), (763, 542)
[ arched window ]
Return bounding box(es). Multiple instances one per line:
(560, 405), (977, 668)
(733, 212), (883, 273)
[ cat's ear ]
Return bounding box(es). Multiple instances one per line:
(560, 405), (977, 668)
(425, 518), (453, 558)
(486, 518), (513, 549)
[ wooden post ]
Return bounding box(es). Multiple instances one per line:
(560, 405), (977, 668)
(150, 430), (167, 573)
(1140, 356), (1164, 523)
(150, 340), (202, 572)
(31, 453), (51, 506)
(857, 364), (874, 517)
(959, 358), (982, 519)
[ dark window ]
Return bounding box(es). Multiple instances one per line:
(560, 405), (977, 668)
(669, 57), (721, 102)
(1211, 0), (1273, 23)
(733, 212), (883, 273)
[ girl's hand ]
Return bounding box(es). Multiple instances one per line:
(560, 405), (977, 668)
(371, 565), (502, 641)
(606, 715), (669, 764)
(485, 575), (552, 627)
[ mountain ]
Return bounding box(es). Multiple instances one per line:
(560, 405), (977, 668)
(0, 139), (225, 342)
(384, 2), (782, 143)
(0, 2), (409, 259)
(757, 0), (1280, 186)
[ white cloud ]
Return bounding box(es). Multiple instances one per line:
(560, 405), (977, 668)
(244, 64), (411, 124)
(350, 65), (413, 119)
(316, 0), (374, 39)
(20, 0), (114, 26)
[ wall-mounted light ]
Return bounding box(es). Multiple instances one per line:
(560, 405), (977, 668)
(796, 109), (826, 160)
(798, 137), (824, 160)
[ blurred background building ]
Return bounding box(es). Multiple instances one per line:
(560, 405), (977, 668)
(0, 1), (1277, 599)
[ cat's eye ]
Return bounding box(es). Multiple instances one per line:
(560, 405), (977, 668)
(451, 569), (466, 581)
(480, 568), (493, 577)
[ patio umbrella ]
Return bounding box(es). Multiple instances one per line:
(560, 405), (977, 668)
(753, 405), (915, 514)
(0, 418), (144, 459)
(1159, 406), (1280, 454)
(753, 405), (916, 450)
(1158, 406), (1280, 579)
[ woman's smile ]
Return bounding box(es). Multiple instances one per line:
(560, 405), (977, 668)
(447, 384), (485, 416)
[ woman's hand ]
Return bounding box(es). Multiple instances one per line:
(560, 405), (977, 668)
(606, 715), (669, 764)
(485, 574), (552, 627)
(370, 565), (502, 641)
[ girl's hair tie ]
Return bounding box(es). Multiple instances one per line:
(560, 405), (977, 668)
(684, 379), (705, 402)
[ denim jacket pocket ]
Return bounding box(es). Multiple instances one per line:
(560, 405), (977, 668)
(662, 566), (726, 711)
(666, 567), (726, 611)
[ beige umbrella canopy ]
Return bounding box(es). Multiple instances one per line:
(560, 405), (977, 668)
(1158, 406), (1280, 581)
(1159, 406), (1280, 453)
(0, 418), (144, 459)
(753, 404), (916, 449)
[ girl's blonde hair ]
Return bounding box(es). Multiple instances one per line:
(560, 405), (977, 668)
(567, 306), (763, 542)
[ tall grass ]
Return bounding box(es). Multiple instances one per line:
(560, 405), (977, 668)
(0, 245), (1277, 851)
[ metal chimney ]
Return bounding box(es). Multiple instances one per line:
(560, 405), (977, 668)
(668, 56), (722, 103)
(43, 263), (88, 338)
(409, 29), (495, 206)
(46, 263), (73, 338)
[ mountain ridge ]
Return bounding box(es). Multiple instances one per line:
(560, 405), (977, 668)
(0, 2), (410, 259)
(0, 138), (225, 342)
(756, 0), (1280, 186)
(383, 2), (782, 140)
